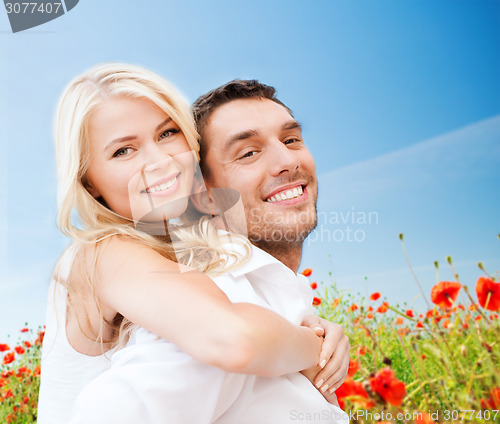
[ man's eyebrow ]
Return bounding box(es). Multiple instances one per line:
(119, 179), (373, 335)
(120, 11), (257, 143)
(223, 129), (259, 151)
(104, 118), (173, 152)
(282, 120), (302, 131)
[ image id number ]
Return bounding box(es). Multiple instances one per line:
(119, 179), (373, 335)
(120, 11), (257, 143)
(5, 2), (62, 14)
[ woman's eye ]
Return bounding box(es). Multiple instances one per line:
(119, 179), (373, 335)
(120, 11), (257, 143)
(113, 147), (133, 157)
(159, 128), (180, 140)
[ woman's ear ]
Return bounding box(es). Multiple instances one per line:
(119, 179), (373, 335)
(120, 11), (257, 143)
(84, 179), (100, 198)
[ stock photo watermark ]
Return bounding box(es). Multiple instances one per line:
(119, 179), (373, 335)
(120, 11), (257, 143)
(307, 208), (379, 244)
(289, 408), (499, 422)
(3, 0), (78, 32)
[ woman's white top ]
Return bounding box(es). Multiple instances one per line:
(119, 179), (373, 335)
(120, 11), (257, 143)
(37, 244), (116, 424)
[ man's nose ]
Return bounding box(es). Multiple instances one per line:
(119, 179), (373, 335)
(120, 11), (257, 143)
(268, 140), (300, 176)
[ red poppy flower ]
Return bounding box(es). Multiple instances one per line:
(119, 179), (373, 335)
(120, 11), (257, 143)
(480, 387), (500, 409)
(416, 321), (424, 328)
(369, 292), (381, 301)
(301, 268), (312, 277)
(357, 346), (367, 356)
(475, 277), (500, 311)
(347, 359), (360, 377)
(430, 281), (462, 308)
(3, 389), (14, 399)
(369, 367), (406, 406)
(347, 304), (359, 313)
(310, 282), (317, 290)
(336, 378), (374, 409)
(312, 297), (322, 306)
(35, 330), (45, 346)
(16, 366), (30, 378)
(23, 341), (31, 348)
(367, 312), (374, 319)
(397, 328), (410, 337)
(20, 327), (29, 333)
(2, 352), (15, 365)
(405, 309), (414, 318)
(377, 302), (389, 313)
(14, 346), (25, 355)
(0, 344), (10, 352)
(331, 298), (341, 308)
(395, 317), (404, 325)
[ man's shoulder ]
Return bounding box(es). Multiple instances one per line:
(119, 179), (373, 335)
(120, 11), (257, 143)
(217, 231), (283, 278)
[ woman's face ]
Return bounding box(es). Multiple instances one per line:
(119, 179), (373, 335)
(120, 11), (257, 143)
(85, 96), (195, 223)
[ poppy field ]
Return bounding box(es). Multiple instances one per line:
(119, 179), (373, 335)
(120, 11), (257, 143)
(303, 235), (500, 423)
(1, 235), (499, 423)
(0, 328), (43, 423)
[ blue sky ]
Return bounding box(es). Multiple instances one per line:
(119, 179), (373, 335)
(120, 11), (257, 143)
(1, 0), (499, 340)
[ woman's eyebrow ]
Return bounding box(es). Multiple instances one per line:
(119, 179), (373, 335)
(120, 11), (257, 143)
(155, 117), (172, 131)
(104, 118), (174, 152)
(105, 136), (137, 152)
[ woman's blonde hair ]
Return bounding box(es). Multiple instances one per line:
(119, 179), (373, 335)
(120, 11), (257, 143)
(53, 63), (249, 350)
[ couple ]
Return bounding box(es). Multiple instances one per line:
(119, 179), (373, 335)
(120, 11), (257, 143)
(37, 63), (350, 423)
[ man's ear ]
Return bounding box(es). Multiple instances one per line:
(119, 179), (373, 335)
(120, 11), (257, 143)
(190, 186), (215, 216)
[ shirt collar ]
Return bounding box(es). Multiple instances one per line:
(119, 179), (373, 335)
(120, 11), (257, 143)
(217, 230), (300, 279)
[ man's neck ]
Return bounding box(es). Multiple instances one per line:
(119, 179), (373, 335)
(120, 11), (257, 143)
(252, 241), (303, 273)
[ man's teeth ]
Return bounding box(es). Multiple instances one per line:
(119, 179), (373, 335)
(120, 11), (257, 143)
(146, 176), (177, 193)
(266, 186), (303, 203)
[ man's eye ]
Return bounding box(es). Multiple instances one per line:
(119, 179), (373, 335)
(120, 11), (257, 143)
(113, 147), (133, 157)
(159, 128), (180, 140)
(284, 137), (300, 145)
(239, 150), (257, 160)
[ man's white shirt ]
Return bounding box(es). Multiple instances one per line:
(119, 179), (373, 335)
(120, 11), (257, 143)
(70, 238), (349, 424)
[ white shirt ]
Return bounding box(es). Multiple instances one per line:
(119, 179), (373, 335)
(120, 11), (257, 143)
(69, 241), (349, 424)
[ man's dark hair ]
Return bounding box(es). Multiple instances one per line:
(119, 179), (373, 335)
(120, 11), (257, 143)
(192, 79), (293, 178)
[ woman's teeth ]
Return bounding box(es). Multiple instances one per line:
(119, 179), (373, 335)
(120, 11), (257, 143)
(146, 176), (177, 193)
(266, 186), (303, 203)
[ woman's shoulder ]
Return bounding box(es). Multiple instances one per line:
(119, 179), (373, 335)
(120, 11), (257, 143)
(76, 233), (190, 278)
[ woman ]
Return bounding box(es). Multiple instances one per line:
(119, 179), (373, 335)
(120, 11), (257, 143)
(38, 63), (347, 423)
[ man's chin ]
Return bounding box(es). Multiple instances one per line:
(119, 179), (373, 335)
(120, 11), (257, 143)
(248, 221), (317, 246)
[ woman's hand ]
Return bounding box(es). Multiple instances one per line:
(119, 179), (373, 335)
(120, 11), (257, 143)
(300, 315), (350, 397)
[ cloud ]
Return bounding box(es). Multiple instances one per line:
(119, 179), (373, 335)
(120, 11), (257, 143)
(317, 115), (500, 207)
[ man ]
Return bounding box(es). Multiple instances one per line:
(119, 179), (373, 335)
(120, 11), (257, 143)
(70, 80), (350, 424)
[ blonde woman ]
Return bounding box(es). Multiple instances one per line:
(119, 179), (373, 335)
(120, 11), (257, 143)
(37, 64), (348, 423)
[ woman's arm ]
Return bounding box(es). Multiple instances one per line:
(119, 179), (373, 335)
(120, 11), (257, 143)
(90, 236), (322, 377)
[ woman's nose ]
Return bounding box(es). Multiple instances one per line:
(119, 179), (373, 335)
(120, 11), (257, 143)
(142, 142), (172, 173)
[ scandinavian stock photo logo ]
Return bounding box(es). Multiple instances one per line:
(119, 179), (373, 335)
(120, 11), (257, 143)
(3, 0), (78, 33)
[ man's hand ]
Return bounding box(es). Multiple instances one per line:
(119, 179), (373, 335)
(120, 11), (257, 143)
(300, 315), (350, 401)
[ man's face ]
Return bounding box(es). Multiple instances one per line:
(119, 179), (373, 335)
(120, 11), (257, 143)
(202, 98), (318, 248)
